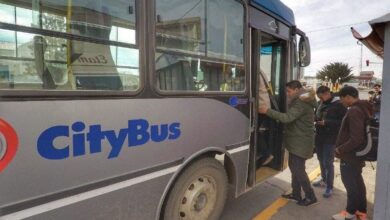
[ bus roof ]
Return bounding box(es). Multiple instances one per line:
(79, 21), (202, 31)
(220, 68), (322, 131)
(250, 0), (295, 26)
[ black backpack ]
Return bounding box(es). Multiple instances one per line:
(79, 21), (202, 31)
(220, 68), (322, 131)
(355, 114), (379, 161)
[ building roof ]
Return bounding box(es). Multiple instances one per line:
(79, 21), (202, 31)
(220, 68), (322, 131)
(355, 71), (375, 80)
(351, 13), (390, 58)
(250, 0), (295, 26)
(360, 71), (375, 76)
(370, 13), (390, 25)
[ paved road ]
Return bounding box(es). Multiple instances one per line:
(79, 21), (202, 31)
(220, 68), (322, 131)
(220, 158), (376, 220)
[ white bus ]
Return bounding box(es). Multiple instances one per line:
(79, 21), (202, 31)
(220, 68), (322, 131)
(0, 0), (310, 219)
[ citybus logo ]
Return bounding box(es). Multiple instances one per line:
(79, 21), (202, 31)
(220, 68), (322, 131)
(0, 119), (19, 173)
(37, 119), (181, 160)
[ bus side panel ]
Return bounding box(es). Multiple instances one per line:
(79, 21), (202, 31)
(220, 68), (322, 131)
(24, 175), (172, 220)
(0, 98), (249, 218)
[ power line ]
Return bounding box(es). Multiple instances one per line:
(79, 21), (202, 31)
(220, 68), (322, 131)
(306, 21), (368, 33)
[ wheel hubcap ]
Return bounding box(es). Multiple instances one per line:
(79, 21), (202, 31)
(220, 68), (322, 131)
(179, 175), (217, 220)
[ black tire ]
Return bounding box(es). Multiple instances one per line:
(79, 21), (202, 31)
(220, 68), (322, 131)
(163, 157), (228, 220)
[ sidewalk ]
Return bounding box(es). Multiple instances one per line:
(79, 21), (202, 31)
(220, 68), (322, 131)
(269, 159), (376, 220)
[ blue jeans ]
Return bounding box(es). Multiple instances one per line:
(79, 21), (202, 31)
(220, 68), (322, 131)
(316, 143), (335, 189)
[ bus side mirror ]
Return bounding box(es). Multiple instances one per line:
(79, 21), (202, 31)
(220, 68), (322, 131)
(299, 36), (311, 67)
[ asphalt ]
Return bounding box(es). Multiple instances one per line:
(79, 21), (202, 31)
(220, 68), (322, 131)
(220, 157), (376, 220)
(271, 159), (376, 220)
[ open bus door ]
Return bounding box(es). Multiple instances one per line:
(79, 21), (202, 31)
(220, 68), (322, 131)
(248, 29), (288, 186)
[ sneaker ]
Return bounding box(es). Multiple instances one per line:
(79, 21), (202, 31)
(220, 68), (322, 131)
(297, 197), (318, 206)
(262, 155), (274, 166)
(281, 193), (301, 202)
(323, 188), (333, 198)
(355, 211), (367, 220)
(332, 211), (357, 220)
(312, 179), (326, 188)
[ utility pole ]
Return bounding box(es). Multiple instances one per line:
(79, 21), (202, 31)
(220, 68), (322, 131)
(357, 41), (363, 74)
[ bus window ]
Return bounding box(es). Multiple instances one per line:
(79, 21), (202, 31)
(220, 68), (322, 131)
(260, 40), (283, 97)
(155, 0), (245, 92)
(292, 37), (299, 81)
(0, 0), (139, 91)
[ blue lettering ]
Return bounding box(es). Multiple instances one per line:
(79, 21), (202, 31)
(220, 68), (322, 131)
(38, 119), (182, 160)
(37, 125), (70, 160)
(128, 119), (150, 147)
(168, 123), (181, 140)
(103, 129), (128, 159)
(151, 124), (168, 142)
(72, 122), (86, 157)
(87, 125), (105, 154)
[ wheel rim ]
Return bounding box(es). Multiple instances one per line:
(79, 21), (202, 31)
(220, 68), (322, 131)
(178, 175), (218, 220)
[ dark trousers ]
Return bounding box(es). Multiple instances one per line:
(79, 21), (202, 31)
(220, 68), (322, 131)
(316, 142), (335, 189)
(289, 153), (315, 199)
(340, 161), (367, 214)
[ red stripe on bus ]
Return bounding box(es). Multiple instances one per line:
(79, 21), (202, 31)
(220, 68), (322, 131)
(0, 119), (19, 172)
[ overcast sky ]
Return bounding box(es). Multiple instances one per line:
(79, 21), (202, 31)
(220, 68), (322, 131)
(282, 0), (390, 78)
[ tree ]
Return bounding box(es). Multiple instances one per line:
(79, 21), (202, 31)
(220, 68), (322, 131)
(316, 62), (354, 84)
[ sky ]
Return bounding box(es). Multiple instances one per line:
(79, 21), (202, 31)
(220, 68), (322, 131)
(282, 0), (390, 78)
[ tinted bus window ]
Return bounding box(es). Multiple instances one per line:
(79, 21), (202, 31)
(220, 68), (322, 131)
(260, 42), (283, 96)
(0, 0), (139, 91)
(155, 0), (245, 92)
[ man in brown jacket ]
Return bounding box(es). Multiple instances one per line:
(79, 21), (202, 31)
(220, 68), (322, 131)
(332, 86), (373, 220)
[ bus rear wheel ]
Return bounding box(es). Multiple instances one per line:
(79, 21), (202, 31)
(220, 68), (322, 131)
(163, 157), (228, 220)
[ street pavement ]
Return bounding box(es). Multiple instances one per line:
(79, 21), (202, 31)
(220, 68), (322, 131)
(220, 157), (376, 220)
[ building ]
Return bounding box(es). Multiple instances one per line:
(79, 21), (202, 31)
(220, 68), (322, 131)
(355, 71), (375, 87)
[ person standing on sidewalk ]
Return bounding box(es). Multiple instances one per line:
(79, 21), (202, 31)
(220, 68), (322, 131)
(259, 80), (318, 206)
(332, 86), (373, 220)
(312, 86), (347, 198)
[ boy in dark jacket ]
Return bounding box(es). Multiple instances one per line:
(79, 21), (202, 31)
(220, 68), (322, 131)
(332, 86), (373, 220)
(313, 86), (347, 198)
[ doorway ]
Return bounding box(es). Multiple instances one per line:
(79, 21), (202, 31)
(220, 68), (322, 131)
(253, 32), (287, 184)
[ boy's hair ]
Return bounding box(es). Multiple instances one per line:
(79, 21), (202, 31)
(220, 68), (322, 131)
(339, 86), (359, 98)
(316, 85), (330, 94)
(374, 84), (381, 88)
(286, 80), (302, 89)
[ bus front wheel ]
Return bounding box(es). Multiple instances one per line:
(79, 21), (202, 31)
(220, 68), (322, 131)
(163, 157), (228, 220)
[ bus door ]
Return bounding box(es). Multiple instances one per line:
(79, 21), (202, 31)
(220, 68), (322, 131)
(251, 30), (287, 184)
